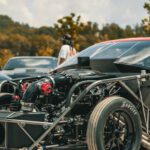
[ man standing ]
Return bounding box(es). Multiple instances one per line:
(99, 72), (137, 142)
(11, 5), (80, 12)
(57, 34), (76, 65)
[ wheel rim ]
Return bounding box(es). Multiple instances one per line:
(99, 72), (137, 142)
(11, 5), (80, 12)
(103, 110), (134, 150)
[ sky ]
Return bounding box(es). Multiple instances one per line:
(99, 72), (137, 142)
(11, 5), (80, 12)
(0, 0), (148, 28)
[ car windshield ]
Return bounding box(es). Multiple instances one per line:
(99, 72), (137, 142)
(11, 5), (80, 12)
(56, 40), (143, 69)
(115, 41), (150, 69)
(56, 43), (111, 69)
(3, 57), (57, 70)
(92, 41), (138, 59)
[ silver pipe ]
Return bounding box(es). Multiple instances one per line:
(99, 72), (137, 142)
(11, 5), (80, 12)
(118, 81), (140, 101)
(142, 132), (150, 150)
(18, 123), (35, 143)
(0, 119), (53, 126)
(29, 107), (71, 150)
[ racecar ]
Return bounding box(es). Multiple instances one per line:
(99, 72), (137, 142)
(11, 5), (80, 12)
(0, 37), (149, 150)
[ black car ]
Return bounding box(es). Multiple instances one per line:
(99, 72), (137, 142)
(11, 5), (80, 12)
(0, 37), (150, 150)
(1, 56), (57, 78)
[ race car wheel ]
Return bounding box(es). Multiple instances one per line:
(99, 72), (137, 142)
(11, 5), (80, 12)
(0, 93), (13, 106)
(0, 123), (5, 145)
(87, 96), (142, 150)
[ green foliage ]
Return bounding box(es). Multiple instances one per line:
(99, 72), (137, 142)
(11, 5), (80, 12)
(142, 0), (150, 35)
(0, 15), (14, 29)
(100, 23), (124, 39)
(0, 49), (14, 67)
(54, 13), (82, 39)
(54, 14), (102, 51)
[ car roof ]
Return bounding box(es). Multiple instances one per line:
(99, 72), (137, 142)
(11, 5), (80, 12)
(101, 37), (150, 44)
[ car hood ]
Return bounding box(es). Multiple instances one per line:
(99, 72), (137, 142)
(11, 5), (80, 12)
(1, 68), (52, 78)
(0, 73), (12, 81)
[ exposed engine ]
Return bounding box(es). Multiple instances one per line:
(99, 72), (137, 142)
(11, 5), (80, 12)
(19, 70), (107, 146)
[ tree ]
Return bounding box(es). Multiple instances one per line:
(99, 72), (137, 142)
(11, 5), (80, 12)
(54, 13), (102, 51)
(124, 25), (135, 37)
(142, 0), (150, 35)
(134, 24), (146, 36)
(37, 47), (54, 56)
(0, 49), (14, 67)
(0, 15), (14, 30)
(30, 35), (61, 56)
(54, 13), (81, 39)
(100, 23), (124, 40)
(8, 34), (31, 55)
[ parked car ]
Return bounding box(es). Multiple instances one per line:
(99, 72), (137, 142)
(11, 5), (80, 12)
(0, 37), (150, 150)
(1, 56), (57, 79)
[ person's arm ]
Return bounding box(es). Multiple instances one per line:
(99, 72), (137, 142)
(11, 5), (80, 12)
(57, 46), (68, 65)
(73, 48), (77, 55)
(59, 57), (66, 64)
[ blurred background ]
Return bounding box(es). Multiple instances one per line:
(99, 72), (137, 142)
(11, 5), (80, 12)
(0, 0), (150, 67)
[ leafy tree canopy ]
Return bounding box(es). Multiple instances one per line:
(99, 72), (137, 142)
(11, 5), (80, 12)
(142, 0), (150, 35)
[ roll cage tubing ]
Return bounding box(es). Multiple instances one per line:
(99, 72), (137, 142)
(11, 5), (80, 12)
(0, 73), (149, 149)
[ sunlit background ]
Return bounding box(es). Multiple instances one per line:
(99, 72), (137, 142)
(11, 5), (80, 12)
(0, 0), (150, 67)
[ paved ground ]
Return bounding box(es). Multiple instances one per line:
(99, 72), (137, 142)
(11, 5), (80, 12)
(50, 144), (146, 150)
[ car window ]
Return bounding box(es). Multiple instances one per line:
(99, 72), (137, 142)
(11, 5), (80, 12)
(79, 43), (110, 57)
(121, 41), (150, 57)
(115, 41), (150, 69)
(138, 56), (150, 69)
(3, 58), (57, 70)
(93, 41), (138, 59)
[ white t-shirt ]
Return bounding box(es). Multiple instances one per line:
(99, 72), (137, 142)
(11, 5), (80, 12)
(57, 44), (76, 65)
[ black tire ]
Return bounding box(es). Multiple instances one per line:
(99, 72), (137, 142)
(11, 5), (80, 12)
(87, 96), (142, 150)
(0, 124), (5, 145)
(0, 93), (13, 105)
